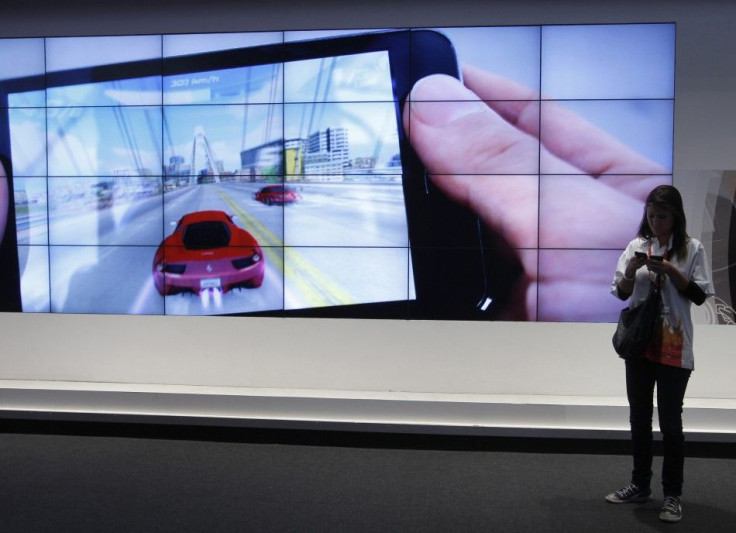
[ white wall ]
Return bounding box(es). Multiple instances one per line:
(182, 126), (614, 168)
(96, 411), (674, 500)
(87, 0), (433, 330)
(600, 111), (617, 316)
(1, 0), (735, 438)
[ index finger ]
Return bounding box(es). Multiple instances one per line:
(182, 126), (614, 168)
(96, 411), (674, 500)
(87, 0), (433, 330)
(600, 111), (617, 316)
(461, 65), (668, 179)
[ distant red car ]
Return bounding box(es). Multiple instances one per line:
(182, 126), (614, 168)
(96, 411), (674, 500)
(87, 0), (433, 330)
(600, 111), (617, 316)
(254, 185), (301, 205)
(152, 210), (265, 296)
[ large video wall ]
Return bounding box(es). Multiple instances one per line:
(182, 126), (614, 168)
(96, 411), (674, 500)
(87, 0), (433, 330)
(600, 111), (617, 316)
(0, 24), (675, 321)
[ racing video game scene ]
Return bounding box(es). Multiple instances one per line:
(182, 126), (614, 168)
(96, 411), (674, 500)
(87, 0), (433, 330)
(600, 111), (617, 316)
(1, 24), (676, 320)
(5, 47), (413, 316)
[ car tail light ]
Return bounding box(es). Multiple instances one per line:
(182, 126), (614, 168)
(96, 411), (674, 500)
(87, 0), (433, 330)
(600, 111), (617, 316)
(232, 253), (260, 269)
(161, 263), (186, 274)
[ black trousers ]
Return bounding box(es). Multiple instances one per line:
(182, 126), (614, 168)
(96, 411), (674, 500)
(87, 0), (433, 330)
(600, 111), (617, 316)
(625, 357), (691, 497)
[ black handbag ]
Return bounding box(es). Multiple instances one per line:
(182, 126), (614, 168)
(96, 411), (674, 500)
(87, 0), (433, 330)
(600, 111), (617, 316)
(612, 282), (662, 359)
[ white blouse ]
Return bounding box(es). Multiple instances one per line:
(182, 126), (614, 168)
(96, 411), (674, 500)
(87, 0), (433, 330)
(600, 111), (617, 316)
(611, 236), (714, 370)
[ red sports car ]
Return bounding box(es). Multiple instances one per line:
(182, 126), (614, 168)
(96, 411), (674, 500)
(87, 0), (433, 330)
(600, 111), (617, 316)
(152, 210), (265, 296)
(254, 185), (301, 205)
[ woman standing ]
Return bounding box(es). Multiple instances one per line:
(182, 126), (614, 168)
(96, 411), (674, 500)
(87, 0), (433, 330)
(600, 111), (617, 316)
(605, 185), (714, 522)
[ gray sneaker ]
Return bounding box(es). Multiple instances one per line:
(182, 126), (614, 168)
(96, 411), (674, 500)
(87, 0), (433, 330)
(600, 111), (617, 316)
(659, 496), (682, 522)
(605, 483), (652, 503)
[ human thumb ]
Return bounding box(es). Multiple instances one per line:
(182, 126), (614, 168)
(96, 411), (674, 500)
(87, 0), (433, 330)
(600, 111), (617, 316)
(402, 74), (540, 250)
(403, 74), (540, 176)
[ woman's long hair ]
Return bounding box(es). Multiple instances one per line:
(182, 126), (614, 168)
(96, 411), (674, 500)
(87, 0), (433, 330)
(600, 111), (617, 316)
(636, 185), (690, 260)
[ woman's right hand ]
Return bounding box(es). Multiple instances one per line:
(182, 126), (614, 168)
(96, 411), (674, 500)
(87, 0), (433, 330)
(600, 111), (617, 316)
(625, 255), (647, 279)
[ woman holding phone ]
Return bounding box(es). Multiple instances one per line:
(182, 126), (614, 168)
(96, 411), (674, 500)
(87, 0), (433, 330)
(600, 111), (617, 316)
(606, 185), (714, 522)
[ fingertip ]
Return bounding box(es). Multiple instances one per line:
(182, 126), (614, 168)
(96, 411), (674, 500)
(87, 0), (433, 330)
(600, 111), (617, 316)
(407, 74), (486, 127)
(408, 73), (478, 103)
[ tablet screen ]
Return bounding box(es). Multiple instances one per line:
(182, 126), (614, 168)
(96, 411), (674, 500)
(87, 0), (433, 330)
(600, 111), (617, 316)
(4, 40), (417, 316)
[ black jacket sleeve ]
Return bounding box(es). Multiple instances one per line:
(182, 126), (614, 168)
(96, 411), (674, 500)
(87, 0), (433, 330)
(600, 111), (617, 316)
(616, 284), (632, 300)
(682, 280), (707, 305)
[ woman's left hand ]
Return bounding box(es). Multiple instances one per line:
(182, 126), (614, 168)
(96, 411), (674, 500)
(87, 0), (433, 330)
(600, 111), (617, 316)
(648, 257), (689, 291)
(646, 257), (671, 276)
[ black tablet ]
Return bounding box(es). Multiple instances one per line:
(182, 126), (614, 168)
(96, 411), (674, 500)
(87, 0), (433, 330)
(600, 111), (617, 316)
(0, 30), (510, 319)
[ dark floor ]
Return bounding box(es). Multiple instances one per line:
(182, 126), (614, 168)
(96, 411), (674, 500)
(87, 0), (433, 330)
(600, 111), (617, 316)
(1, 421), (735, 532)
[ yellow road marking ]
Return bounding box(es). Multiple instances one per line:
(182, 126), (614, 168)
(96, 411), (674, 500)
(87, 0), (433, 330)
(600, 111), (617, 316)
(217, 189), (355, 307)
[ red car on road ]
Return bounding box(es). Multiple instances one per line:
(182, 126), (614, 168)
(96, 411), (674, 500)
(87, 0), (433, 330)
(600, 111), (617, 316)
(152, 210), (265, 295)
(254, 185), (301, 205)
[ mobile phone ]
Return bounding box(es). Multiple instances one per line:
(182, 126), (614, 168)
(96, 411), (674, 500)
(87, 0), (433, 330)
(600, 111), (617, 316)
(649, 255), (664, 261)
(1, 30), (501, 319)
(634, 251), (647, 259)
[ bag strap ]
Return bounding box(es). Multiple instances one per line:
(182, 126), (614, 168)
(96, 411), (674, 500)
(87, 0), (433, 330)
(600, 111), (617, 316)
(647, 242), (668, 289)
